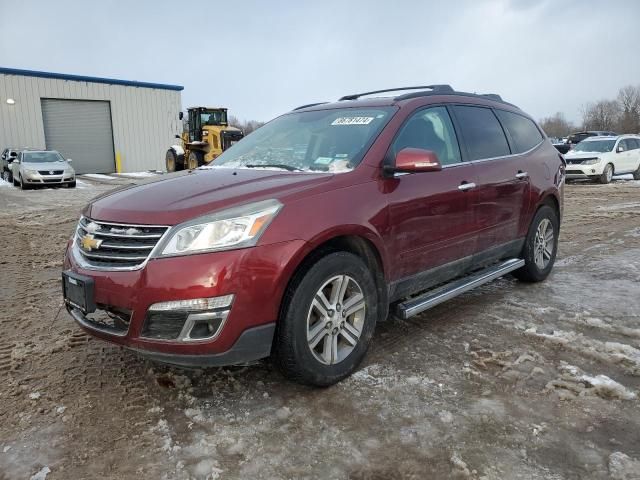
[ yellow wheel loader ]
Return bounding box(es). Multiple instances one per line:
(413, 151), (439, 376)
(166, 107), (244, 172)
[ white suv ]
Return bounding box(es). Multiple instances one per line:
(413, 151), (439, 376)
(564, 135), (640, 183)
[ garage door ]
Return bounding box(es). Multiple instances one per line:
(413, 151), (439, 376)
(41, 99), (115, 174)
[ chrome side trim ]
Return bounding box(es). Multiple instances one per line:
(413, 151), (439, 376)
(396, 258), (525, 319)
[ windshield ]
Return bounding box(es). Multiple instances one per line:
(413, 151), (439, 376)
(201, 110), (227, 126)
(573, 140), (616, 153)
(211, 107), (395, 173)
(23, 151), (64, 163)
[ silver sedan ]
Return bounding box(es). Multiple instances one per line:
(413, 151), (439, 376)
(10, 150), (76, 189)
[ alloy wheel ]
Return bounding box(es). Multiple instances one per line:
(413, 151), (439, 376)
(534, 218), (554, 270)
(306, 274), (366, 365)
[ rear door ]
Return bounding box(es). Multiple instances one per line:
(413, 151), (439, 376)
(451, 105), (538, 263)
(386, 106), (479, 291)
(628, 139), (640, 172)
(616, 139), (636, 173)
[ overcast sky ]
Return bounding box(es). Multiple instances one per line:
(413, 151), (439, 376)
(1, 0), (639, 124)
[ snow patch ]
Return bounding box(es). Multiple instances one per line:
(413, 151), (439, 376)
(580, 374), (636, 400)
(81, 173), (115, 181)
(29, 466), (50, 480)
(28, 391), (41, 400)
(113, 171), (161, 178)
(608, 451), (640, 479)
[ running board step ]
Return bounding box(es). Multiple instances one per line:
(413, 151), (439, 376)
(394, 258), (525, 320)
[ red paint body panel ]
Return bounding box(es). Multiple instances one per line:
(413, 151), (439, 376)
(63, 93), (564, 362)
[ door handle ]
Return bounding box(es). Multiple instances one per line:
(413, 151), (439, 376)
(458, 182), (476, 191)
(515, 171), (529, 179)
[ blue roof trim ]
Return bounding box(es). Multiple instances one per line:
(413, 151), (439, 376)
(0, 67), (184, 91)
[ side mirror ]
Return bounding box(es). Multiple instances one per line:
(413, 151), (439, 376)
(616, 146), (624, 153)
(388, 148), (442, 174)
(179, 112), (184, 120)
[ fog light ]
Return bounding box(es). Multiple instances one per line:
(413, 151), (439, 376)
(148, 294), (234, 311)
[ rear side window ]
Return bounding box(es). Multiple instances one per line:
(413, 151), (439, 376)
(495, 110), (543, 153)
(628, 139), (640, 150)
(452, 106), (510, 160)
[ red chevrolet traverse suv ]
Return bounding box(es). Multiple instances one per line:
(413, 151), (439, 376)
(63, 85), (564, 386)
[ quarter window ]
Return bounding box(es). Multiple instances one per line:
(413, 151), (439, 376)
(494, 110), (543, 153)
(392, 106), (461, 165)
(452, 106), (510, 160)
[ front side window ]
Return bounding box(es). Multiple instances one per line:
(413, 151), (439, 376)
(23, 151), (64, 163)
(452, 106), (511, 160)
(628, 138), (640, 150)
(573, 140), (616, 153)
(391, 106), (461, 165)
(213, 107), (395, 173)
(495, 110), (543, 153)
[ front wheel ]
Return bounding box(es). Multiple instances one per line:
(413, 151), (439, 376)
(274, 252), (378, 386)
(186, 151), (203, 170)
(633, 163), (640, 180)
(19, 175), (31, 190)
(514, 205), (559, 283)
(598, 163), (613, 184)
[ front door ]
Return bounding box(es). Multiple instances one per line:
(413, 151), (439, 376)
(385, 106), (479, 292)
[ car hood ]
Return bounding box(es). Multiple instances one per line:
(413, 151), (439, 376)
(564, 151), (608, 159)
(22, 161), (70, 169)
(88, 167), (337, 225)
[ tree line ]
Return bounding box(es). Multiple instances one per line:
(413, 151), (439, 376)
(540, 85), (640, 137)
(228, 116), (265, 135)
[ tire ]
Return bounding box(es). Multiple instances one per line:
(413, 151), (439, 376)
(633, 163), (640, 181)
(165, 149), (183, 173)
(13, 175), (19, 186)
(514, 205), (559, 283)
(67, 180), (76, 188)
(598, 163), (613, 184)
(19, 175), (31, 190)
(274, 252), (379, 387)
(187, 150), (204, 170)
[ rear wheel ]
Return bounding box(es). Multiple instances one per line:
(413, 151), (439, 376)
(598, 163), (613, 184)
(2, 170), (12, 183)
(165, 149), (184, 173)
(186, 151), (203, 170)
(274, 252), (378, 386)
(514, 205), (559, 283)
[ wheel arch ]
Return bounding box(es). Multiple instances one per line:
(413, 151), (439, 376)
(278, 232), (389, 329)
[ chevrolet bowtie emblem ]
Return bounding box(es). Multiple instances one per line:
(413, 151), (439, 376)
(81, 234), (103, 251)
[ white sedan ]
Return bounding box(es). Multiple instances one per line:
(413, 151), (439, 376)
(564, 135), (640, 183)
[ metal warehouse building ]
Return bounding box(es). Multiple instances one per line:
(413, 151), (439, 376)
(0, 67), (183, 174)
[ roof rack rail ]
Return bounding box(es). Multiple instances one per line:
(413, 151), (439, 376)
(339, 85), (454, 101)
(293, 102), (328, 111)
(481, 93), (504, 102)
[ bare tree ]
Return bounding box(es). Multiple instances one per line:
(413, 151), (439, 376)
(581, 100), (621, 131)
(228, 115), (265, 135)
(539, 112), (574, 137)
(616, 85), (640, 133)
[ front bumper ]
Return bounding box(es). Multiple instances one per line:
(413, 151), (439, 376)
(24, 171), (75, 184)
(63, 239), (305, 365)
(565, 162), (604, 179)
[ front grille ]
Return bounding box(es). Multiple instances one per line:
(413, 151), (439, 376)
(566, 158), (595, 165)
(43, 179), (62, 183)
(38, 170), (64, 175)
(74, 217), (169, 269)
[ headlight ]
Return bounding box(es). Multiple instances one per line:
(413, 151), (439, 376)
(24, 169), (38, 175)
(157, 199), (282, 257)
(583, 157), (600, 165)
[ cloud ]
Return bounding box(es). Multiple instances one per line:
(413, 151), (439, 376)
(1, 0), (639, 124)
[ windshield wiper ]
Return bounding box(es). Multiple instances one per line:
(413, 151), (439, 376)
(244, 163), (303, 172)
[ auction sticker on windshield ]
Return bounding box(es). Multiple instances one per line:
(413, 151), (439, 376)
(331, 117), (374, 125)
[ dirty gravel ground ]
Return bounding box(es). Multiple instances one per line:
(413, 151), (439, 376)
(1, 176), (639, 480)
